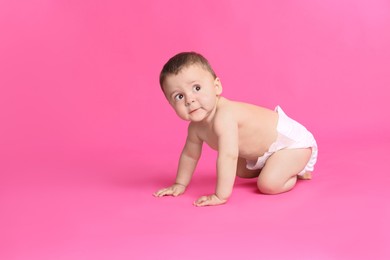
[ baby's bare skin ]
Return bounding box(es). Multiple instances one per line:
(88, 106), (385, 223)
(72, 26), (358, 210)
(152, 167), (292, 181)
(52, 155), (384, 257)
(154, 64), (312, 206)
(192, 97), (278, 162)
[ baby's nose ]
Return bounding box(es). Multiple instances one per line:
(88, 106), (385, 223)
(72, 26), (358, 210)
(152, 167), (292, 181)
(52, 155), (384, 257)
(185, 96), (195, 106)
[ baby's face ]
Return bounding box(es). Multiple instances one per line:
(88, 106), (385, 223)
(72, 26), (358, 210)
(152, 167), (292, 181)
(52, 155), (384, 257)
(162, 64), (222, 122)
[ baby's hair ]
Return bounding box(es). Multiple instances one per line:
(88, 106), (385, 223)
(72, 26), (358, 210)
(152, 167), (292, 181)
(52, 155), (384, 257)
(159, 52), (217, 90)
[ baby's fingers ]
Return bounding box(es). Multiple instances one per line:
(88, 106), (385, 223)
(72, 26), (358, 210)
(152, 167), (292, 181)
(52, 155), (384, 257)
(194, 194), (227, 207)
(154, 188), (173, 197)
(193, 196), (209, 206)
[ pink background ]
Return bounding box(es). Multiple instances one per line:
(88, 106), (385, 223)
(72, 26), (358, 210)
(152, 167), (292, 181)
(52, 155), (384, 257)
(1, 0), (389, 259)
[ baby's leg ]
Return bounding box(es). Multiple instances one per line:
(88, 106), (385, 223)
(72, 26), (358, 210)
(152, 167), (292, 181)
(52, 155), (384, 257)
(236, 157), (261, 179)
(257, 148), (312, 194)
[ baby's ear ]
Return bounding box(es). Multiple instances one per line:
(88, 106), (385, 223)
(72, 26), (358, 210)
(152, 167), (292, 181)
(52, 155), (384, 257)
(214, 78), (223, 95)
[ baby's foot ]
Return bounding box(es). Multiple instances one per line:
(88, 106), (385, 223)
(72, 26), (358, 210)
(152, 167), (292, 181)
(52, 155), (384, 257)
(298, 172), (312, 180)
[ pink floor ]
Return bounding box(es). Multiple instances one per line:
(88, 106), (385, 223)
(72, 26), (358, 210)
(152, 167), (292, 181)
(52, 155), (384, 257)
(1, 135), (389, 260)
(1, 1), (390, 259)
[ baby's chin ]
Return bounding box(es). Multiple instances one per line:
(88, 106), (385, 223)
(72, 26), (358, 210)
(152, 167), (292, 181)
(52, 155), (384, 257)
(188, 110), (210, 122)
(177, 109), (210, 122)
(180, 115), (205, 122)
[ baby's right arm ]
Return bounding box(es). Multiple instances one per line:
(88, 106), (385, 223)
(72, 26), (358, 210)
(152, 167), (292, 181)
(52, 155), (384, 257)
(154, 125), (203, 197)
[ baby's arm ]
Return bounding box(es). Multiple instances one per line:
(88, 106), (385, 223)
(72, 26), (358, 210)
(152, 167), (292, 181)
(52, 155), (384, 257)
(194, 112), (239, 206)
(154, 125), (202, 197)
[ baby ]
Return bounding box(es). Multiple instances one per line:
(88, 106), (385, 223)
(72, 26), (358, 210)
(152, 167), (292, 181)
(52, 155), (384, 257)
(154, 52), (318, 207)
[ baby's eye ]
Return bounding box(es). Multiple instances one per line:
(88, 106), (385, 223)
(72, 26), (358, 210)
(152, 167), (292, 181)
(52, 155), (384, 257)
(174, 94), (184, 101)
(193, 85), (201, 92)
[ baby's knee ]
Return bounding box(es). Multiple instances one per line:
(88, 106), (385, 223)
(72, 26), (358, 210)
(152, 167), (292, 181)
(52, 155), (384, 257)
(257, 179), (282, 195)
(257, 176), (296, 195)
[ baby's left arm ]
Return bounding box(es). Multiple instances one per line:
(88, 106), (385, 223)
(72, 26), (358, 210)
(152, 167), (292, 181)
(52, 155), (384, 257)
(194, 111), (239, 207)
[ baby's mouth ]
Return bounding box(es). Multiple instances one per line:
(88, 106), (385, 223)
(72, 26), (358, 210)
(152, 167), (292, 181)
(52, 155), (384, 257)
(189, 108), (200, 114)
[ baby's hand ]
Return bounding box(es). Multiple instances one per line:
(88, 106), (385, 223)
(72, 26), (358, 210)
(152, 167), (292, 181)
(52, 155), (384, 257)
(193, 194), (227, 207)
(153, 183), (186, 197)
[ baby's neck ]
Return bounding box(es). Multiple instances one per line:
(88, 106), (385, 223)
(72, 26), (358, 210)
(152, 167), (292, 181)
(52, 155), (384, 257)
(198, 96), (223, 126)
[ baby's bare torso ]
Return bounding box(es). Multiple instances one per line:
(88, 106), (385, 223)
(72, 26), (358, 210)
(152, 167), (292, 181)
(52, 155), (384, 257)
(193, 97), (278, 161)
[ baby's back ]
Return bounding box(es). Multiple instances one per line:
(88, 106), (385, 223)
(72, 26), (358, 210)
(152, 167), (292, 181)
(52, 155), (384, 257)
(222, 98), (279, 160)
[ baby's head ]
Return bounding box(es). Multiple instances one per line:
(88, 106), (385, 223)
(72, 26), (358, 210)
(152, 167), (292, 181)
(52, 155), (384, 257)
(159, 52), (222, 122)
(159, 52), (217, 92)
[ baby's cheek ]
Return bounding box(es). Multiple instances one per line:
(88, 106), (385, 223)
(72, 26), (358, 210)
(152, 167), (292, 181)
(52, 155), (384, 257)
(176, 110), (190, 121)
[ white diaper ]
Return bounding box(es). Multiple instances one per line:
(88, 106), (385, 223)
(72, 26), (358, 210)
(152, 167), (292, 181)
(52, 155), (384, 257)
(246, 106), (318, 175)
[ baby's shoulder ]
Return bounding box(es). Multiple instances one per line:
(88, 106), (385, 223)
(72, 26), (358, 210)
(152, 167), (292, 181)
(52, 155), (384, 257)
(217, 98), (277, 126)
(214, 98), (238, 119)
(212, 99), (241, 131)
(187, 122), (205, 142)
(218, 98), (267, 116)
